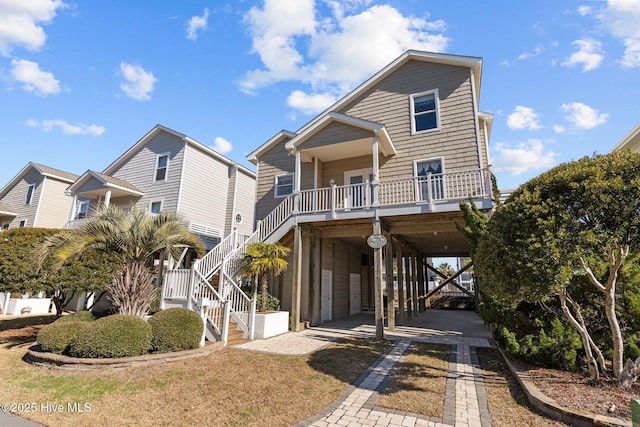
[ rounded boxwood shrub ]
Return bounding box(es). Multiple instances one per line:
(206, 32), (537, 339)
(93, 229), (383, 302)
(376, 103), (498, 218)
(37, 321), (89, 354)
(55, 311), (95, 323)
(149, 308), (204, 353)
(69, 314), (152, 358)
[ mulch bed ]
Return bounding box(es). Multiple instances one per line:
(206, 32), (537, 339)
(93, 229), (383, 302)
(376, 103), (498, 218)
(525, 366), (638, 422)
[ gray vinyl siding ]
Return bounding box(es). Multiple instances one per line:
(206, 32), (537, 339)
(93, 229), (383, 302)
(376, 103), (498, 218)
(233, 170), (257, 236)
(320, 238), (363, 320)
(255, 140), (295, 222)
(109, 131), (184, 214)
(339, 61), (480, 179)
(254, 60), (481, 222)
(223, 167), (237, 236)
(319, 155), (372, 187)
(178, 144), (230, 234)
(35, 177), (74, 228)
(299, 123), (372, 151)
(0, 169), (43, 228)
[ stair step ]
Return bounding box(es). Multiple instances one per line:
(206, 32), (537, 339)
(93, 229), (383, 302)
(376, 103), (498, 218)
(226, 325), (248, 346)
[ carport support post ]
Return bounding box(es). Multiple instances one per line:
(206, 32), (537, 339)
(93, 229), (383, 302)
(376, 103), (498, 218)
(385, 232), (395, 331)
(373, 219), (384, 339)
(411, 251), (420, 316)
(291, 225), (303, 332)
(404, 245), (413, 319)
(417, 254), (425, 312)
(395, 239), (405, 325)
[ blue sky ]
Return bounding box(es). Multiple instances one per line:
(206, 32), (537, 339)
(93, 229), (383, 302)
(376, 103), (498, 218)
(1, 0), (638, 190)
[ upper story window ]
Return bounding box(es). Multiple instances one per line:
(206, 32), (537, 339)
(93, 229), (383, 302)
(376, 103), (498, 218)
(155, 153), (169, 181)
(410, 89), (440, 134)
(274, 174), (293, 198)
(25, 183), (35, 205)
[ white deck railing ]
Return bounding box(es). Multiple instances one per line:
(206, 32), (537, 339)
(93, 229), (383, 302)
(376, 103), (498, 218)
(163, 167), (491, 345)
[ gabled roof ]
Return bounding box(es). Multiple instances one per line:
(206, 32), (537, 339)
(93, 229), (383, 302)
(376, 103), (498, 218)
(247, 130), (297, 164)
(103, 124), (255, 178)
(611, 124), (640, 153)
(0, 162), (78, 199)
(247, 50), (483, 163)
(0, 201), (16, 216)
(67, 170), (144, 197)
(284, 112), (396, 162)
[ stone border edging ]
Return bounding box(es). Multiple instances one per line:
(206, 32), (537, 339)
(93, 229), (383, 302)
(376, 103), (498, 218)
(24, 342), (224, 370)
(497, 347), (631, 427)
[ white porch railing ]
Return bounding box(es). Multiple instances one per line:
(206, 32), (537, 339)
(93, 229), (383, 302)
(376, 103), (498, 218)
(163, 167), (491, 345)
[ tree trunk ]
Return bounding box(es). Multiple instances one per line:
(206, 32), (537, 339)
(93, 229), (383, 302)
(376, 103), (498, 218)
(559, 286), (600, 380)
(109, 262), (156, 318)
(605, 287), (624, 378)
(580, 248), (627, 378)
(260, 273), (268, 313)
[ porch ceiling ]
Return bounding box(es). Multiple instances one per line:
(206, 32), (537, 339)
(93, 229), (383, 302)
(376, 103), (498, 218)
(300, 137), (378, 163)
(302, 212), (472, 257)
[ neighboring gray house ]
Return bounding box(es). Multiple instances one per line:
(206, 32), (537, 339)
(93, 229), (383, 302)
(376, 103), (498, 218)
(0, 162), (78, 230)
(65, 124), (256, 250)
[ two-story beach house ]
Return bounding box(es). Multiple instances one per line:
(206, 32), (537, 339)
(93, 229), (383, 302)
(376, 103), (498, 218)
(163, 50), (494, 344)
(0, 163), (78, 230)
(65, 125), (256, 251)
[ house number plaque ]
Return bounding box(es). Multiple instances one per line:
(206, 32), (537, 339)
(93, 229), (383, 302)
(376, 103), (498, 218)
(367, 234), (387, 249)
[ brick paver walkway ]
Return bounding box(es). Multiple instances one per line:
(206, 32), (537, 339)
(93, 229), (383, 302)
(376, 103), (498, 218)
(235, 311), (495, 426)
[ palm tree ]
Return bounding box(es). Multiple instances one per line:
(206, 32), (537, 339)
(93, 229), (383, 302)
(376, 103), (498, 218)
(240, 242), (290, 312)
(40, 204), (205, 317)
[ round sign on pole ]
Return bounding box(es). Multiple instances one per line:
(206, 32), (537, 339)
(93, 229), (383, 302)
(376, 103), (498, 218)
(367, 234), (387, 248)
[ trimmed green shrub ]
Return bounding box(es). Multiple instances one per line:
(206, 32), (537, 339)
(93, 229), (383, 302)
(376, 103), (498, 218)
(69, 315), (152, 358)
(37, 321), (89, 354)
(149, 308), (204, 353)
(55, 311), (95, 323)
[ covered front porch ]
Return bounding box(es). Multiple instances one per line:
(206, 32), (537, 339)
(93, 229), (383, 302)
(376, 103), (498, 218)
(64, 170), (144, 229)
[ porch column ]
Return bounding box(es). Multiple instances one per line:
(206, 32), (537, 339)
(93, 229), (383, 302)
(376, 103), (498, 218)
(396, 239), (405, 325)
(293, 150), (301, 214)
(290, 225), (303, 331)
(68, 194), (77, 222)
(372, 219), (384, 339)
(385, 232), (395, 331)
(104, 189), (112, 207)
(371, 136), (380, 207)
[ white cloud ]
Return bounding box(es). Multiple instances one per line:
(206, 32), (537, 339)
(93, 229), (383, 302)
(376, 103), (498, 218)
(212, 136), (232, 154)
(186, 8), (209, 41)
(517, 45), (544, 61)
(577, 6), (592, 16)
(240, 1), (449, 115)
(27, 119), (105, 136)
(562, 39), (604, 71)
(560, 102), (608, 129)
(506, 106), (542, 130)
(119, 62), (158, 101)
(597, 0), (640, 67)
(10, 59), (60, 96)
(492, 140), (559, 176)
(0, 0), (66, 56)
(553, 125), (566, 134)
(287, 90), (337, 115)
